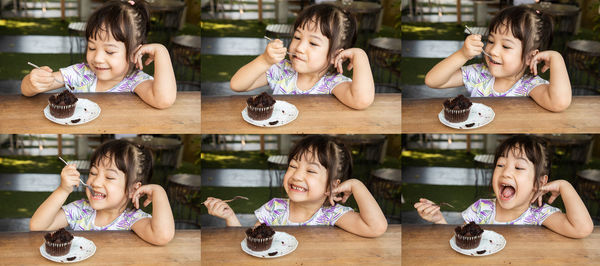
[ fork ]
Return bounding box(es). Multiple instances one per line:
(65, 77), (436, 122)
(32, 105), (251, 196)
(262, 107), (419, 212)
(58, 156), (94, 192)
(263, 36), (296, 56)
(433, 201), (455, 209)
(202, 196), (249, 205)
(27, 62), (64, 84)
(464, 26), (492, 58)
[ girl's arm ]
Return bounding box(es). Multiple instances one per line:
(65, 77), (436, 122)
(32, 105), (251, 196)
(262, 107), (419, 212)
(21, 67), (65, 96)
(527, 50), (572, 112)
(130, 184), (175, 245)
(331, 48), (375, 110)
(331, 179), (388, 237)
(424, 34), (484, 89)
(413, 198), (448, 224)
(132, 44), (177, 109)
(203, 197), (242, 226)
(538, 180), (593, 238)
(230, 39), (286, 92)
(30, 165), (78, 231)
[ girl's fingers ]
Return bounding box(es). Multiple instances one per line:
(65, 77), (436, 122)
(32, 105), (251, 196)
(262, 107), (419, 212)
(143, 198), (152, 208)
(548, 192), (559, 204)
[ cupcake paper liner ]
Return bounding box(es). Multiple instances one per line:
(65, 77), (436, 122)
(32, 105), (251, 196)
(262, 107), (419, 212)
(45, 240), (72, 256)
(443, 105), (471, 123)
(247, 104), (275, 121)
(454, 233), (482, 249)
(245, 234), (274, 251)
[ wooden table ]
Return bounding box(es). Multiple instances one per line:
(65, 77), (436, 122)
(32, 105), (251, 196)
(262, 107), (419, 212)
(202, 225), (401, 264)
(403, 225), (600, 264)
(402, 96), (600, 133)
(0, 230), (201, 264)
(0, 92), (200, 134)
(202, 94), (401, 134)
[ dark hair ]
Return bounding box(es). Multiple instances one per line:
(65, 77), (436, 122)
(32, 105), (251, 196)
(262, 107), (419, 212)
(488, 6), (554, 76)
(293, 4), (357, 74)
(89, 139), (153, 210)
(85, 0), (151, 76)
(287, 135), (353, 207)
(493, 135), (551, 192)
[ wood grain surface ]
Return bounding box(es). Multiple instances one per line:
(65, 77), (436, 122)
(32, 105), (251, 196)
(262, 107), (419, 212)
(202, 94), (401, 134)
(0, 92), (201, 134)
(0, 230), (201, 265)
(202, 225), (401, 265)
(402, 224), (600, 265)
(402, 96), (600, 133)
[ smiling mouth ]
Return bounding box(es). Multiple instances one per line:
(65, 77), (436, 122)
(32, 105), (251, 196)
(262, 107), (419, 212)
(90, 190), (107, 200)
(500, 183), (515, 201)
(94, 66), (110, 70)
(290, 184), (307, 192)
(488, 57), (501, 65)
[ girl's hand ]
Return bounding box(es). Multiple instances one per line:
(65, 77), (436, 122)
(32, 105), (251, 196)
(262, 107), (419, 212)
(531, 179), (565, 207)
(328, 179), (356, 206)
(59, 164), (80, 193)
(461, 34), (485, 60)
(529, 50), (558, 76)
(203, 197), (236, 220)
(331, 48), (364, 74)
(30, 66), (57, 92)
(131, 184), (162, 209)
(414, 198), (446, 224)
(132, 43), (166, 70)
(263, 39), (286, 65)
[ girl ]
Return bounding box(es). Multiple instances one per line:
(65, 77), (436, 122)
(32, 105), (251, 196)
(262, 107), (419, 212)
(204, 135), (388, 238)
(30, 139), (175, 245)
(229, 4), (375, 110)
(414, 135), (593, 239)
(21, 0), (176, 109)
(424, 6), (572, 112)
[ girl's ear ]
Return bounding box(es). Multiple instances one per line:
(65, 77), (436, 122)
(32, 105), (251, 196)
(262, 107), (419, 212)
(128, 181), (142, 197)
(329, 49), (344, 64)
(130, 45), (143, 63)
(325, 179), (341, 194)
(526, 49), (539, 66)
(539, 175), (548, 188)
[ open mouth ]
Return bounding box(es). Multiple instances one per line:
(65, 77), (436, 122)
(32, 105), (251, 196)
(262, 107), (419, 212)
(94, 66), (110, 71)
(90, 190), (107, 200)
(499, 183), (515, 201)
(289, 184), (307, 192)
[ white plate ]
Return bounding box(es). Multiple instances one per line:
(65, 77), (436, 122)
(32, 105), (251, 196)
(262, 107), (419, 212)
(241, 231), (298, 258)
(40, 236), (96, 263)
(438, 103), (495, 129)
(44, 98), (101, 126)
(242, 100), (298, 127)
(450, 230), (506, 256)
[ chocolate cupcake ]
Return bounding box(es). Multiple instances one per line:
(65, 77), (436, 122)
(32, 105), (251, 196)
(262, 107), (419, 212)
(443, 94), (472, 123)
(44, 228), (74, 256)
(454, 222), (483, 249)
(245, 223), (275, 251)
(48, 90), (78, 118)
(246, 92), (275, 121)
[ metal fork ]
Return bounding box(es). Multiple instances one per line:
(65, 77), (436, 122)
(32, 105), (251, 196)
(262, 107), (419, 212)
(464, 26), (492, 58)
(202, 196), (249, 205)
(27, 62), (64, 84)
(58, 156), (94, 192)
(263, 36), (296, 56)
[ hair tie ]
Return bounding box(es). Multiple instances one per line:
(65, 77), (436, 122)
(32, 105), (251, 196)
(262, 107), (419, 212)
(128, 0), (135, 5)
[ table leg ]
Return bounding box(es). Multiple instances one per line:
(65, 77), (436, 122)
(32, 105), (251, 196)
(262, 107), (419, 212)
(61, 0), (65, 20)
(457, 0), (461, 24)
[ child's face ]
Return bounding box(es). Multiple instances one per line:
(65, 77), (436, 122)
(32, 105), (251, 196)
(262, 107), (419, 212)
(485, 24), (526, 80)
(86, 29), (130, 83)
(289, 21), (331, 75)
(283, 151), (329, 205)
(86, 156), (129, 212)
(492, 147), (537, 211)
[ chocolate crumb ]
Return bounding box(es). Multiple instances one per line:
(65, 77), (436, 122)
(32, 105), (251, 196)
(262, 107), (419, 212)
(84, 108), (87, 111)
(478, 112), (481, 116)
(282, 241), (284, 244)
(269, 121), (278, 125)
(282, 110), (285, 113)
(67, 256), (76, 261)
(465, 123), (475, 128)
(71, 118), (81, 123)
(490, 240), (493, 243)
(268, 251), (278, 256)
(80, 246), (83, 249)
(476, 250), (486, 255)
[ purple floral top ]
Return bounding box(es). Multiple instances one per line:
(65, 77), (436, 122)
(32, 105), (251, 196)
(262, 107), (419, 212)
(462, 199), (560, 225)
(461, 64), (548, 97)
(62, 199), (151, 230)
(254, 198), (353, 226)
(266, 60), (351, 94)
(59, 63), (153, 93)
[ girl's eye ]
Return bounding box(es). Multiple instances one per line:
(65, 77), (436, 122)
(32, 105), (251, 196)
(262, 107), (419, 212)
(503, 46), (510, 49)
(106, 51), (115, 55)
(294, 36), (300, 40)
(307, 169), (317, 174)
(90, 172), (97, 176)
(496, 164), (504, 168)
(310, 42), (317, 46)
(488, 40), (494, 44)
(289, 164), (297, 169)
(88, 47), (96, 51)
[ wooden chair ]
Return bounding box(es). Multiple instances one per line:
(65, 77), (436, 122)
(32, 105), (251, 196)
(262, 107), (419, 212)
(369, 168), (402, 223)
(367, 37), (401, 93)
(170, 35), (201, 91)
(167, 174), (202, 229)
(565, 40), (600, 96)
